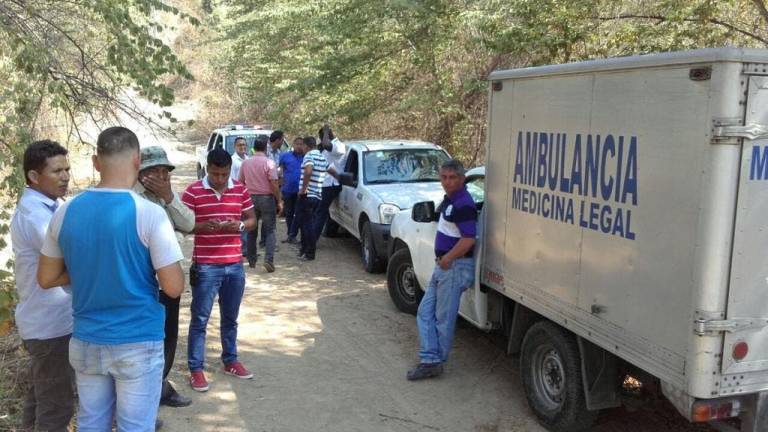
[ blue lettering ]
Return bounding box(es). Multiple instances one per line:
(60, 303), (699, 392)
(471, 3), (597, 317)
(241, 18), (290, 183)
(513, 132), (524, 184)
(625, 209), (635, 240)
(600, 135), (615, 201)
(579, 200), (588, 228)
(521, 188), (529, 212)
(525, 132), (537, 186)
(542, 193), (551, 218)
(750, 145), (768, 180)
(622, 137), (638, 205)
(547, 133), (560, 191)
(570, 135), (582, 195)
(600, 205), (612, 233)
(511, 187), (522, 209)
(615, 136), (624, 202)
(559, 134), (570, 193)
(612, 208), (624, 237)
(565, 199), (574, 224)
(556, 195), (566, 221)
(585, 135), (600, 198)
(537, 133), (548, 187)
(589, 202), (600, 230)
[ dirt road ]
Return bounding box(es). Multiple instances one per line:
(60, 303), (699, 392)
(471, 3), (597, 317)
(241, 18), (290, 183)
(158, 142), (719, 432)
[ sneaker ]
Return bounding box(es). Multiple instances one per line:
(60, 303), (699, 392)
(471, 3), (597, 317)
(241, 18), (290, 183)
(190, 370), (209, 392)
(263, 261), (275, 273)
(223, 362), (253, 379)
(282, 237), (298, 244)
(406, 363), (443, 381)
(298, 254), (314, 261)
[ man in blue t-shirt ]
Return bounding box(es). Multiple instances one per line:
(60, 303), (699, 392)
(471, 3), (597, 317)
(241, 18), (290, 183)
(407, 159), (477, 381)
(38, 126), (185, 431)
(279, 136), (306, 243)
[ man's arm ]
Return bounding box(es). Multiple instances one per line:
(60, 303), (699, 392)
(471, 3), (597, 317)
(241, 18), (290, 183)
(437, 238), (476, 270)
(37, 255), (70, 288)
(156, 262), (184, 298)
(165, 193), (195, 234)
(299, 165), (313, 195)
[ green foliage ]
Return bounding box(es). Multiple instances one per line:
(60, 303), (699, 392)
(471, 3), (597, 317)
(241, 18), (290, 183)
(216, 0), (768, 163)
(0, 0), (197, 330)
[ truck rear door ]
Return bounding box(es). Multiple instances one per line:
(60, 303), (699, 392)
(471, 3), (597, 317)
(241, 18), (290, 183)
(723, 74), (768, 375)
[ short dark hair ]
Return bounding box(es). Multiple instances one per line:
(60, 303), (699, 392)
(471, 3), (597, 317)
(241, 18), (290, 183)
(207, 147), (232, 168)
(269, 130), (284, 142)
(253, 138), (268, 152)
(96, 126), (139, 156)
(440, 159), (466, 176)
(234, 136), (246, 144)
(318, 127), (335, 141)
(303, 136), (317, 149)
(23, 140), (68, 185)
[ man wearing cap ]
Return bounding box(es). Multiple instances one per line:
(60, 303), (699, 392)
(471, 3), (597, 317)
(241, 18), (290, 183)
(134, 146), (195, 408)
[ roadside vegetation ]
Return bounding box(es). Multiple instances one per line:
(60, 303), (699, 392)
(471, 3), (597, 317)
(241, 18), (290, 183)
(3, 0), (768, 429)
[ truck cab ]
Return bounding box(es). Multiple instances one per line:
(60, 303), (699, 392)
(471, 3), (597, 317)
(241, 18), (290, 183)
(329, 140), (450, 272)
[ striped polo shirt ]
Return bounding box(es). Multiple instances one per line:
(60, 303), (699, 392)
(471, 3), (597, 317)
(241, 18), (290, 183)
(182, 177), (254, 264)
(434, 186), (477, 257)
(301, 149), (328, 200)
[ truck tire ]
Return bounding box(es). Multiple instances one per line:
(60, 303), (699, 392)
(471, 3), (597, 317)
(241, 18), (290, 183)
(386, 248), (423, 314)
(521, 321), (596, 432)
(361, 221), (385, 273)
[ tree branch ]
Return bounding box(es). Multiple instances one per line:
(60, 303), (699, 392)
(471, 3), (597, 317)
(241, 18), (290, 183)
(596, 14), (768, 45)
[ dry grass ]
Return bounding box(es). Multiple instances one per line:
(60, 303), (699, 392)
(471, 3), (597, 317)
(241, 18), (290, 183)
(0, 330), (28, 431)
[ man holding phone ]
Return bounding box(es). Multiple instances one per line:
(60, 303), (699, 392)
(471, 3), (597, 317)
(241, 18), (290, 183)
(182, 148), (257, 392)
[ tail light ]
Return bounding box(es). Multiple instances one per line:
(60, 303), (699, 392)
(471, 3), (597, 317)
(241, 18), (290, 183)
(733, 341), (749, 361)
(691, 399), (741, 422)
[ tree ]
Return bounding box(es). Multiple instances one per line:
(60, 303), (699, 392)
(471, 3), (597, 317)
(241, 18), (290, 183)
(0, 0), (197, 330)
(217, 0), (768, 164)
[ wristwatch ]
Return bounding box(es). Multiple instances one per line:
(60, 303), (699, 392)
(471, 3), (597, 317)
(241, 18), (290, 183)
(238, 221), (245, 232)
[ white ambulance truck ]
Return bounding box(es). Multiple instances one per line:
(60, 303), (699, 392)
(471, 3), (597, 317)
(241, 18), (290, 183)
(392, 48), (768, 431)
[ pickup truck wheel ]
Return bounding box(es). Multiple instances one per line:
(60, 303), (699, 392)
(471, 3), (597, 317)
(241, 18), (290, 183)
(521, 321), (596, 432)
(361, 221), (385, 273)
(386, 248), (423, 314)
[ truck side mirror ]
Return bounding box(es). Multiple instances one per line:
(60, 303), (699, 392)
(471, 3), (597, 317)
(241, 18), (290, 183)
(339, 172), (357, 188)
(412, 201), (437, 223)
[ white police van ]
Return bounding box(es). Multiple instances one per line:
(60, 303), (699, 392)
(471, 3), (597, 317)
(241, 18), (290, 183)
(388, 48), (768, 431)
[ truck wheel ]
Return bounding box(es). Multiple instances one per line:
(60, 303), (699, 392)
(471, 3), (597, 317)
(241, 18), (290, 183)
(521, 321), (596, 432)
(196, 163), (204, 180)
(361, 221), (385, 273)
(387, 248), (423, 314)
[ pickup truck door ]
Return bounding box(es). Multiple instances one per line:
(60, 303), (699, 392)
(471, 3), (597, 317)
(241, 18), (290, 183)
(335, 149), (360, 234)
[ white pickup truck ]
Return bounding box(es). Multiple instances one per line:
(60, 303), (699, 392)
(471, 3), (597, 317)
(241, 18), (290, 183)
(387, 48), (768, 431)
(328, 140), (450, 272)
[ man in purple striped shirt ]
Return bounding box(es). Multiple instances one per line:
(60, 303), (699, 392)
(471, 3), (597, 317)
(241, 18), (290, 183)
(407, 159), (477, 381)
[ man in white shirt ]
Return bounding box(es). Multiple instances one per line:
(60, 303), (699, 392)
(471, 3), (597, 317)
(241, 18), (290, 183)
(11, 139), (74, 431)
(313, 125), (346, 239)
(230, 137), (248, 182)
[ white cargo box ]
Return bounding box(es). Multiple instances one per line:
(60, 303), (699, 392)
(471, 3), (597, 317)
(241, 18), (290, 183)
(482, 48), (768, 429)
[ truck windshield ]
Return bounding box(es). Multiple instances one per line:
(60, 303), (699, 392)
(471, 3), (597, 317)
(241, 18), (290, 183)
(363, 149), (449, 184)
(223, 134), (272, 155)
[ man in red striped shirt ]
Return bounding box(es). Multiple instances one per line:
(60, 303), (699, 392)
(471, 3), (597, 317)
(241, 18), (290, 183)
(182, 148), (257, 392)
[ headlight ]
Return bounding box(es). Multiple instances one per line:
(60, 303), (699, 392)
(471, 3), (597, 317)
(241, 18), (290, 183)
(379, 203), (400, 225)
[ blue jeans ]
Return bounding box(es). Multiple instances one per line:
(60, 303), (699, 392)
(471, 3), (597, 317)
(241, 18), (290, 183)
(68, 337), (164, 432)
(313, 185), (341, 239)
(416, 257), (475, 364)
(282, 192), (298, 238)
(294, 195), (320, 258)
(188, 262), (245, 372)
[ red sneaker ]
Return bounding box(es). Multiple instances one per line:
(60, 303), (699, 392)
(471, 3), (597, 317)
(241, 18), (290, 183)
(190, 370), (209, 392)
(223, 362), (253, 379)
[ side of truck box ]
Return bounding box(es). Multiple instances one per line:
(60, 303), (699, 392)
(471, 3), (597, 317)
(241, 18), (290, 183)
(479, 49), (768, 431)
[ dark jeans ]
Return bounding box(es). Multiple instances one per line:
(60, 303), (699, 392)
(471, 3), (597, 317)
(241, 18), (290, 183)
(313, 185), (341, 239)
(188, 262), (245, 371)
(295, 195), (320, 258)
(282, 192), (298, 238)
(247, 194), (277, 264)
(160, 291), (179, 380)
(22, 334), (75, 431)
